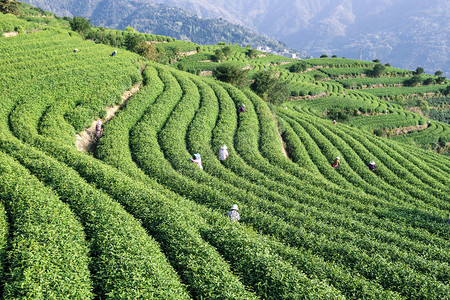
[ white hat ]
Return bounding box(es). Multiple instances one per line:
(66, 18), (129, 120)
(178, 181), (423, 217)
(220, 144), (227, 150)
(242, 104), (245, 107)
(336, 156), (340, 160)
(194, 153), (201, 160)
(97, 120), (102, 126)
(370, 161), (376, 165)
(231, 204), (238, 210)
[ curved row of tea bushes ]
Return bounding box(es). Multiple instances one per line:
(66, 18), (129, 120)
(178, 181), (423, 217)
(2, 36), (257, 298)
(279, 109), (449, 235)
(98, 69), (351, 298)
(0, 197), (7, 292)
(182, 83), (404, 298)
(37, 139), (259, 300)
(130, 71), (449, 298)
(0, 137), (190, 299)
(225, 89), (450, 298)
(282, 111), (448, 209)
(0, 151), (93, 299)
(130, 71), (344, 299)
(0, 31), (256, 299)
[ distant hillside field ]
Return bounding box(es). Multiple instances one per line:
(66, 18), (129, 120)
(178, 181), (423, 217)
(21, 0), (297, 54)
(0, 9), (449, 299)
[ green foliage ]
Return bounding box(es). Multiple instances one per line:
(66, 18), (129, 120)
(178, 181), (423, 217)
(404, 75), (424, 87)
(0, 0), (19, 14)
(213, 62), (248, 86)
(0, 13), (449, 299)
(251, 70), (290, 105)
(69, 15), (91, 35)
(414, 67), (425, 75)
(246, 48), (258, 59)
(213, 48), (224, 62)
(369, 64), (386, 77)
(289, 61), (308, 73)
(222, 45), (232, 57)
(0, 152), (93, 299)
(125, 26), (137, 33)
(326, 107), (354, 122)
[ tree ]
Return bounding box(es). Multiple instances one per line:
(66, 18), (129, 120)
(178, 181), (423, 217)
(0, 0), (19, 14)
(164, 45), (180, 64)
(213, 48), (224, 62)
(423, 78), (435, 85)
(125, 33), (145, 52)
(213, 63), (248, 86)
(314, 73), (326, 81)
(69, 16), (92, 36)
(372, 59), (380, 63)
(369, 64), (386, 77)
(134, 41), (163, 62)
(404, 75), (423, 87)
(417, 98), (429, 112)
(222, 46), (232, 58)
(250, 70), (290, 105)
(413, 67), (425, 75)
(435, 70), (443, 76)
(443, 85), (450, 96)
(320, 54), (328, 58)
(246, 48), (258, 59)
(436, 76), (446, 84)
(289, 61), (308, 73)
(125, 26), (138, 33)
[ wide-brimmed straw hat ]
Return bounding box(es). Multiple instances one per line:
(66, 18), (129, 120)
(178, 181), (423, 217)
(231, 204), (238, 210)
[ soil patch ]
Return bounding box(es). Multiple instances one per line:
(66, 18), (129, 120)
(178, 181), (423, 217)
(180, 50), (198, 56)
(200, 70), (213, 76)
(76, 83), (141, 152)
(146, 41), (168, 44)
(388, 124), (428, 137)
(3, 32), (18, 37)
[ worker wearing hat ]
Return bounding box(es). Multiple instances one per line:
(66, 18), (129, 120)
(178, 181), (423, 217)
(227, 204), (240, 222)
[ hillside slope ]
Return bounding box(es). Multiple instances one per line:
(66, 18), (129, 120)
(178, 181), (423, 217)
(0, 12), (449, 299)
(21, 0), (294, 53)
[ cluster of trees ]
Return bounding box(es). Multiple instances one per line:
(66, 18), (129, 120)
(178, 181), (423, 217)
(212, 45), (233, 62)
(68, 17), (179, 64)
(289, 61), (308, 73)
(211, 64), (290, 105)
(0, 0), (19, 14)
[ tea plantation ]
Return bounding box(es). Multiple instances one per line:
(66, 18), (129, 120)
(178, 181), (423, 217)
(0, 10), (449, 299)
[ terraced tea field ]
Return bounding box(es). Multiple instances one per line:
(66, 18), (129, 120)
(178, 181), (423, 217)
(0, 13), (449, 299)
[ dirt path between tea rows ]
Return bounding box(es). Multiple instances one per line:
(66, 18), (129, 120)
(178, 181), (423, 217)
(76, 83), (141, 152)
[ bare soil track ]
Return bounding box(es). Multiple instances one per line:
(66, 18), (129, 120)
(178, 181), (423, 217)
(76, 84), (141, 152)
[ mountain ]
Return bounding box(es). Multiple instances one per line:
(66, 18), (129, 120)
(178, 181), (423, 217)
(152, 0), (450, 76)
(20, 0), (299, 55)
